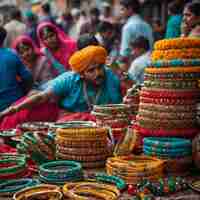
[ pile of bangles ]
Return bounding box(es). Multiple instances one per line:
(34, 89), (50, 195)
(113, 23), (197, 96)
(0, 153), (30, 180)
(92, 104), (134, 142)
(12, 180), (122, 200)
(106, 155), (164, 185)
(39, 160), (83, 184)
(143, 137), (192, 173)
(17, 131), (55, 165)
(55, 123), (112, 168)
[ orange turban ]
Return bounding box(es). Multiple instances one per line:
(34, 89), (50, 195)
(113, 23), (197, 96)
(69, 45), (107, 73)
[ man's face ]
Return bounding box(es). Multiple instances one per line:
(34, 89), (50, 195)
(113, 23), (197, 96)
(81, 63), (105, 86)
(183, 7), (199, 28)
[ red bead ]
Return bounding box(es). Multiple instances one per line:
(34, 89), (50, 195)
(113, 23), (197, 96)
(127, 184), (137, 195)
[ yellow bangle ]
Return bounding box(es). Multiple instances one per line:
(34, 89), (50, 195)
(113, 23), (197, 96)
(13, 184), (60, 200)
(63, 182), (120, 200)
(151, 48), (200, 61)
(154, 38), (200, 50)
(145, 66), (200, 74)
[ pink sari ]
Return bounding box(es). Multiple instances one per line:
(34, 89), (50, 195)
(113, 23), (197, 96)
(37, 22), (77, 70)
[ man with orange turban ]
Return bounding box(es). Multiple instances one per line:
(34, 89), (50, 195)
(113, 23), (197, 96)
(0, 46), (122, 126)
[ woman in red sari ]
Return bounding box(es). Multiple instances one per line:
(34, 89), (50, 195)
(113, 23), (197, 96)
(37, 22), (77, 71)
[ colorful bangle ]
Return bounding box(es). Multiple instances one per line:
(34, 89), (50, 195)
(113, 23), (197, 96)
(139, 103), (196, 113)
(13, 184), (61, 200)
(0, 179), (40, 196)
(63, 182), (120, 200)
(145, 72), (200, 80)
(154, 38), (200, 50)
(143, 137), (191, 148)
(144, 80), (198, 89)
(134, 123), (198, 138)
(86, 173), (126, 190)
(145, 66), (200, 74)
(138, 109), (196, 120)
(50, 121), (96, 129)
(149, 59), (200, 68)
(151, 48), (200, 61)
(18, 122), (50, 132)
(141, 88), (200, 99)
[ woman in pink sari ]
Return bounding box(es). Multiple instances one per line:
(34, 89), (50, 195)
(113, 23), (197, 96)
(37, 22), (77, 71)
(12, 35), (56, 87)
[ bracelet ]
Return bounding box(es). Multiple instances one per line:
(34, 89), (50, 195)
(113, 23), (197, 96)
(56, 146), (110, 156)
(149, 59), (200, 68)
(141, 88), (200, 99)
(145, 66), (200, 74)
(86, 173), (126, 190)
(145, 72), (200, 80)
(0, 179), (40, 196)
(18, 122), (50, 132)
(139, 103), (196, 113)
(144, 80), (198, 89)
(138, 109), (196, 120)
(151, 48), (200, 61)
(134, 123), (198, 138)
(51, 121), (96, 129)
(63, 182), (120, 200)
(13, 184), (61, 200)
(154, 38), (200, 50)
(56, 151), (109, 162)
(140, 97), (196, 105)
(143, 137), (191, 148)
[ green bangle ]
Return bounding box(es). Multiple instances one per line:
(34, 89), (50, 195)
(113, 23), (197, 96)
(89, 173), (126, 190)
(0, 159), (26, 175)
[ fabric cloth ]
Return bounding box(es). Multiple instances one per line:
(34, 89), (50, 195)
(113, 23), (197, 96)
(3, 20), (26, 48)
(69, 45), (107, 73)
(0, 48), (32, 112)
(128, 51), (151, 85)
(0, 96), (59, 130)
(120, 15), (154, 57)
(37, 22), (77, 70)
(48, 67), (122, 112)
(165, 15), (182, 38)
(12, 35), (56, 87)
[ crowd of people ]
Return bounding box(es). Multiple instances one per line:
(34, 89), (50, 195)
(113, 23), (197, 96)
(0, 0), (200, 129)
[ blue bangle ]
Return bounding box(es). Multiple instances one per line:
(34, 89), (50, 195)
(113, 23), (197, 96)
(0, 179), (40, 196)
(143, 137), (192, 148)
(143, 149), (191, 158)
(143, 145), (192, 154)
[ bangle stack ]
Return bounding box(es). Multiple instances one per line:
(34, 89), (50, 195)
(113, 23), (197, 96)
(0, 178), (40, 197)
(63, 181), (120, 200)
(17, 131), (55, 165)
(106, 155), (164, 185)
(39, 160), (83, 184)
(143, 137), (192, 173)
(92, 104), (134, 142)
(0, 154), (29, 180)
(55, 124), (112, 168)
(13, 184), (62, 200)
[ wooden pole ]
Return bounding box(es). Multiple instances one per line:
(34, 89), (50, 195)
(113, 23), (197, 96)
(65, 0), (71, 13)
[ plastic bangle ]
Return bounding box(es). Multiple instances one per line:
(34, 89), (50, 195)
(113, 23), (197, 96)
(154, 38), (200, 50)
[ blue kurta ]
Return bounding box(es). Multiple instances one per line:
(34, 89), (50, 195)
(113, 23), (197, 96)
(0, 48), (32, 112)
(48, 67), (122, 112)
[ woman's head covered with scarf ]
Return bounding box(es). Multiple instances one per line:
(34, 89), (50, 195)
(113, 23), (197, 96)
(69, 45), (107, 73)
(37, 22), (71, 49)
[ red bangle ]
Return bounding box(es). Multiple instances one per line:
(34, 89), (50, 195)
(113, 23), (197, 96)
(141, 88), (200, 99)
(140, 97), (196, 105)
(134, 124), (198, 138)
